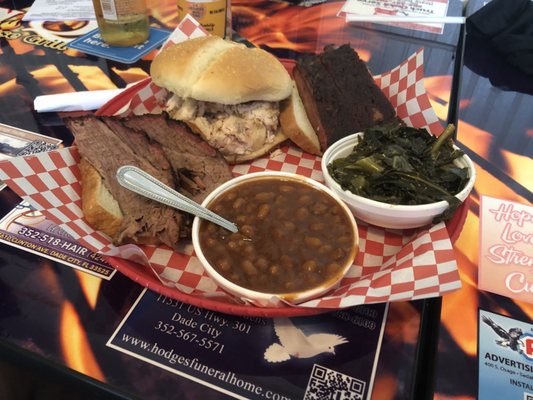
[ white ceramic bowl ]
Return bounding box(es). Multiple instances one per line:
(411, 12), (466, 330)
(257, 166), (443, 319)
(321, 132), (476, 229)
(191, 171), (359, 307)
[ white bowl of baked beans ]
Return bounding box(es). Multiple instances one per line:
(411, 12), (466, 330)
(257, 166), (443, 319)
(192, 171), (359, 307)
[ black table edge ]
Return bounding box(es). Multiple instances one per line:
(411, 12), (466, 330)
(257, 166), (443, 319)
(0, 338), (136, 400)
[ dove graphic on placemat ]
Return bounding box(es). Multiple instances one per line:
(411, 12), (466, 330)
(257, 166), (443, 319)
(264, 317), (348, 363)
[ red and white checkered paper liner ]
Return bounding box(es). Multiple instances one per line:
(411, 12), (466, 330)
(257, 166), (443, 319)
(0, 17), (461, 309)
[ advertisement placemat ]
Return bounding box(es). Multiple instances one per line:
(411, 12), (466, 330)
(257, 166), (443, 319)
(108, 289), (388, 399)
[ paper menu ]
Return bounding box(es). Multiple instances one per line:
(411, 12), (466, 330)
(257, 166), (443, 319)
(478, 196), (533, 304)
(22, 0), (96, 21)
(339, 0), (451, 34)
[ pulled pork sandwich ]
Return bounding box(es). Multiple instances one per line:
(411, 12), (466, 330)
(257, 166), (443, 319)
(151, 36), (293, 163)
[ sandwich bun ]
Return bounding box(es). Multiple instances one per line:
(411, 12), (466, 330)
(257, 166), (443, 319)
(279, 81), (321, 155)
(151, 36), (292, 104)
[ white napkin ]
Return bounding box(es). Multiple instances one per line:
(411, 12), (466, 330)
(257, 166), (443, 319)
(34, 89), (125, 113)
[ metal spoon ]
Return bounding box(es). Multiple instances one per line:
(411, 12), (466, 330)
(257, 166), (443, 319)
(116, 165), (238, 233)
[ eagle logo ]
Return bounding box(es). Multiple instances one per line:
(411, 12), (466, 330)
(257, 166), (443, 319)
(482, 315), (524, 354)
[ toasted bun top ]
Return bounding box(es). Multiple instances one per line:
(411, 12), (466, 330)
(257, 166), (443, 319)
(151, 36), (292, 104)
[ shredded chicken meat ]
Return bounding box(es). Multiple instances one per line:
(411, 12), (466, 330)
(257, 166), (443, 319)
(165, 94), (280, 156)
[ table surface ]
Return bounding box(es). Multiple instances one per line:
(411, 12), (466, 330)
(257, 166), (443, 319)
(0, 0), (531, 399)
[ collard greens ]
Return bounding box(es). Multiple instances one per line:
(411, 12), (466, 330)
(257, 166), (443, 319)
(327, 123), (469, 223)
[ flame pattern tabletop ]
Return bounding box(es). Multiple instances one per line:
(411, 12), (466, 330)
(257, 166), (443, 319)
(0, 0), (531, 399)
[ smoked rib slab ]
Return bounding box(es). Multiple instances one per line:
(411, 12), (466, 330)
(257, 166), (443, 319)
(293, 44), (398, 150)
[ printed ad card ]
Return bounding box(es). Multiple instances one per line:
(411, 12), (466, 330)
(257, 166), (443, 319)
(478, 310), (533, 400)
(478, 196), (533, 304)
(0, 202), (115, 279)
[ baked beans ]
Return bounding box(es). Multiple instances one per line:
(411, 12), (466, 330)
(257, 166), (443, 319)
(199, 176), (357, 294)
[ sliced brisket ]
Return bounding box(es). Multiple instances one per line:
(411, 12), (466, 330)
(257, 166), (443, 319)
(65, 114), (231, 249)
(121, 115), (233, 203)
(100, 116), (174, 188)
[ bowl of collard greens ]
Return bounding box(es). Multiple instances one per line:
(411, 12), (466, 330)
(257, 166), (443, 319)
(321, 122), (476, 229)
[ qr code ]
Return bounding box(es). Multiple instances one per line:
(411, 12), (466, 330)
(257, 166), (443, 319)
(303, 365), (366, 400)
(524, 393), (533, 400)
